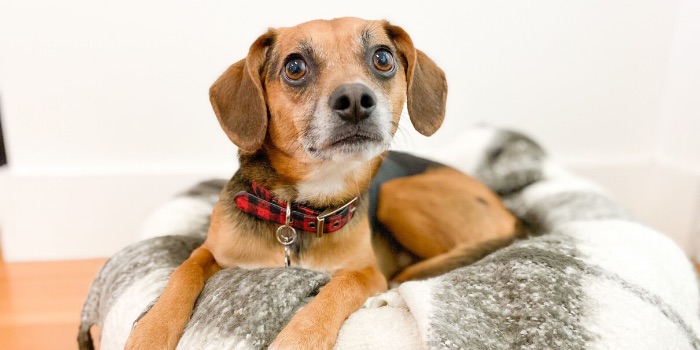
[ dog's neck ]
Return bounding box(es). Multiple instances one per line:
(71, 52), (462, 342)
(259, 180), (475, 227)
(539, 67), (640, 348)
(238, 148), (384, 209)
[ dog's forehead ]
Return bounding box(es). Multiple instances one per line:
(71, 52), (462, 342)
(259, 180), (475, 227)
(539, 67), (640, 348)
(274, 18), (391, 53)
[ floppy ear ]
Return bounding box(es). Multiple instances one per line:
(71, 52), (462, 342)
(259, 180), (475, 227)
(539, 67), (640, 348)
(385, 23), (447, 136)
(209, 30), (276, 151)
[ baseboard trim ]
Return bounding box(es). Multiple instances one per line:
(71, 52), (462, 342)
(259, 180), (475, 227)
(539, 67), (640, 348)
(0, 160), (697, 262)
(0, 167), (232, 262)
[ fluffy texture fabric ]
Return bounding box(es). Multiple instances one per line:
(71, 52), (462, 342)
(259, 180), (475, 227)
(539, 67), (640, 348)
(79, 126), (700, 350)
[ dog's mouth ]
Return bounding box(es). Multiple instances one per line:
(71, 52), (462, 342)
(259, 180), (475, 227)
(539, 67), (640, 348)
(307, 125), (387, 160)
(329, 131), (382, 148)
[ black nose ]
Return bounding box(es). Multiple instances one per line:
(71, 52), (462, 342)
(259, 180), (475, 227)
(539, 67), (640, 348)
(328, 83), (376, 124)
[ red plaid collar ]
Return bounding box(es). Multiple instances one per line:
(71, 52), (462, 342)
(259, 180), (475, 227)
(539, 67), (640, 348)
(233, 182), (358, 237)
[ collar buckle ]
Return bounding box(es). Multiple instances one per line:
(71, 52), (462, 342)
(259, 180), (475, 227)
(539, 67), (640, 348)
(315, 197), (358, 238)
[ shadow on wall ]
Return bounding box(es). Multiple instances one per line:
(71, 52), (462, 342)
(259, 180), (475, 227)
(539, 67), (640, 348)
(1, 96), (6, 166)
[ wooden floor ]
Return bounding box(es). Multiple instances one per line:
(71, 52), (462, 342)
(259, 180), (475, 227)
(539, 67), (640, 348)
(0, 246), (106, 350)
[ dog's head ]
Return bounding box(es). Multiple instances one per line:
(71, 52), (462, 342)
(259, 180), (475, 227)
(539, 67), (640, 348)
(209, 17), (447, 163)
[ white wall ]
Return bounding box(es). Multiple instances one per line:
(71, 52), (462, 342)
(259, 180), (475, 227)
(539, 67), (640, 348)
(657, 0), (700, 260)
(0, 0), (697, 261)
(660, 0), (700, 170)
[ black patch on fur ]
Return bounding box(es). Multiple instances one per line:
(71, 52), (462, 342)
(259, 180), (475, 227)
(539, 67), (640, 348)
(368, 151), (445, 227)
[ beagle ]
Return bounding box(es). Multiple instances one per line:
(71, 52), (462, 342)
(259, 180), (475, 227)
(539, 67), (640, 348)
(125, 17), (520, 350)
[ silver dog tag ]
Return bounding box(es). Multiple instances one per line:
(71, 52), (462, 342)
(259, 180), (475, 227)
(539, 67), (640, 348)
(276, 225), (297, 267)
(276, 225), (297, 245)
(276, 202), (297, 267)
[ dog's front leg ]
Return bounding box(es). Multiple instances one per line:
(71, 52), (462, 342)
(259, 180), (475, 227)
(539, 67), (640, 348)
(125, 247), (221, 350)
(269, 265), (387, 350)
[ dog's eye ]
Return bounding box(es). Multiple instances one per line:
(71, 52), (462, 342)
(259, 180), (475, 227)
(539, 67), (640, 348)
(373, 49), (394, 72)
(284, 58), (307, 81)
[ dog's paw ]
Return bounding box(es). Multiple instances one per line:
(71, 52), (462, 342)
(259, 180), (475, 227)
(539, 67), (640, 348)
(269, 321), (336, 350)
(363, 289), (407, 309)
(124, 312), (180, 350)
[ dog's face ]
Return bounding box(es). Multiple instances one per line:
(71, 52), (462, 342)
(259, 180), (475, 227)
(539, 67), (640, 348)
(210, 17), (447, 164)
(265, 19), (408, 162)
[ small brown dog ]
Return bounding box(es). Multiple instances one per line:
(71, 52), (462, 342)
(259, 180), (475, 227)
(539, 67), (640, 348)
(125, 17), (519, 350)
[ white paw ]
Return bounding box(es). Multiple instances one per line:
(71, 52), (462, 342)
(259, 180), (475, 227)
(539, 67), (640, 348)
(363, 289), (407, 309)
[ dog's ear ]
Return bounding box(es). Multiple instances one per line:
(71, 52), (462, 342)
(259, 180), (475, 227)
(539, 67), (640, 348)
(209, 30), (276, 152)
(385, 23), (447, 136)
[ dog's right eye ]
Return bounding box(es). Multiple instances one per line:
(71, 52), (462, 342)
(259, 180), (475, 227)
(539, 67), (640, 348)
(284, 58), (307, 81)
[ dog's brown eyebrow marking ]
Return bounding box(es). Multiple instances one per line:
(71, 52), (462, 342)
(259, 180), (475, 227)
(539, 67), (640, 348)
(297, 40), (317, 60)
(363, 25), (397, 55)
(361, 28), (373, 48)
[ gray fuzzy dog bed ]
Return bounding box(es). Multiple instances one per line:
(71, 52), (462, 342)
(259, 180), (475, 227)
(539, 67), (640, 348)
(79, 126), (700, 350)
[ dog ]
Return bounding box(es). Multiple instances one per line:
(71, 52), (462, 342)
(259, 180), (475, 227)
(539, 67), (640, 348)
(125, 17), (520, 350)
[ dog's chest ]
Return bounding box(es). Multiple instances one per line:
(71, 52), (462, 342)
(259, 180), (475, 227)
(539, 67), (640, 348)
(295, 160), (365, 203)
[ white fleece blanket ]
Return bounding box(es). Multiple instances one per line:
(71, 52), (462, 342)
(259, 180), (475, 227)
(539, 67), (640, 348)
(79, 126), (700, 350)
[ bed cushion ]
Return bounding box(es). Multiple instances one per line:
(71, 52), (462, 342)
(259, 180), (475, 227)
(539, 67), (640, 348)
(79, 126), (700, 350)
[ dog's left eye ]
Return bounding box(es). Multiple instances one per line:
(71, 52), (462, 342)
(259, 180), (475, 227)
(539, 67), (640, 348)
(373, 49), (395, 72)
(284, 58), (307, 81)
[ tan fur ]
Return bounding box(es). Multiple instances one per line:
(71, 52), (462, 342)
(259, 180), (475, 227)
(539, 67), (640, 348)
(384, 24), (447, 136)
(209, 31), (274, 152)
(376, 167), (520, 282)
(203, 195), (284, 268)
